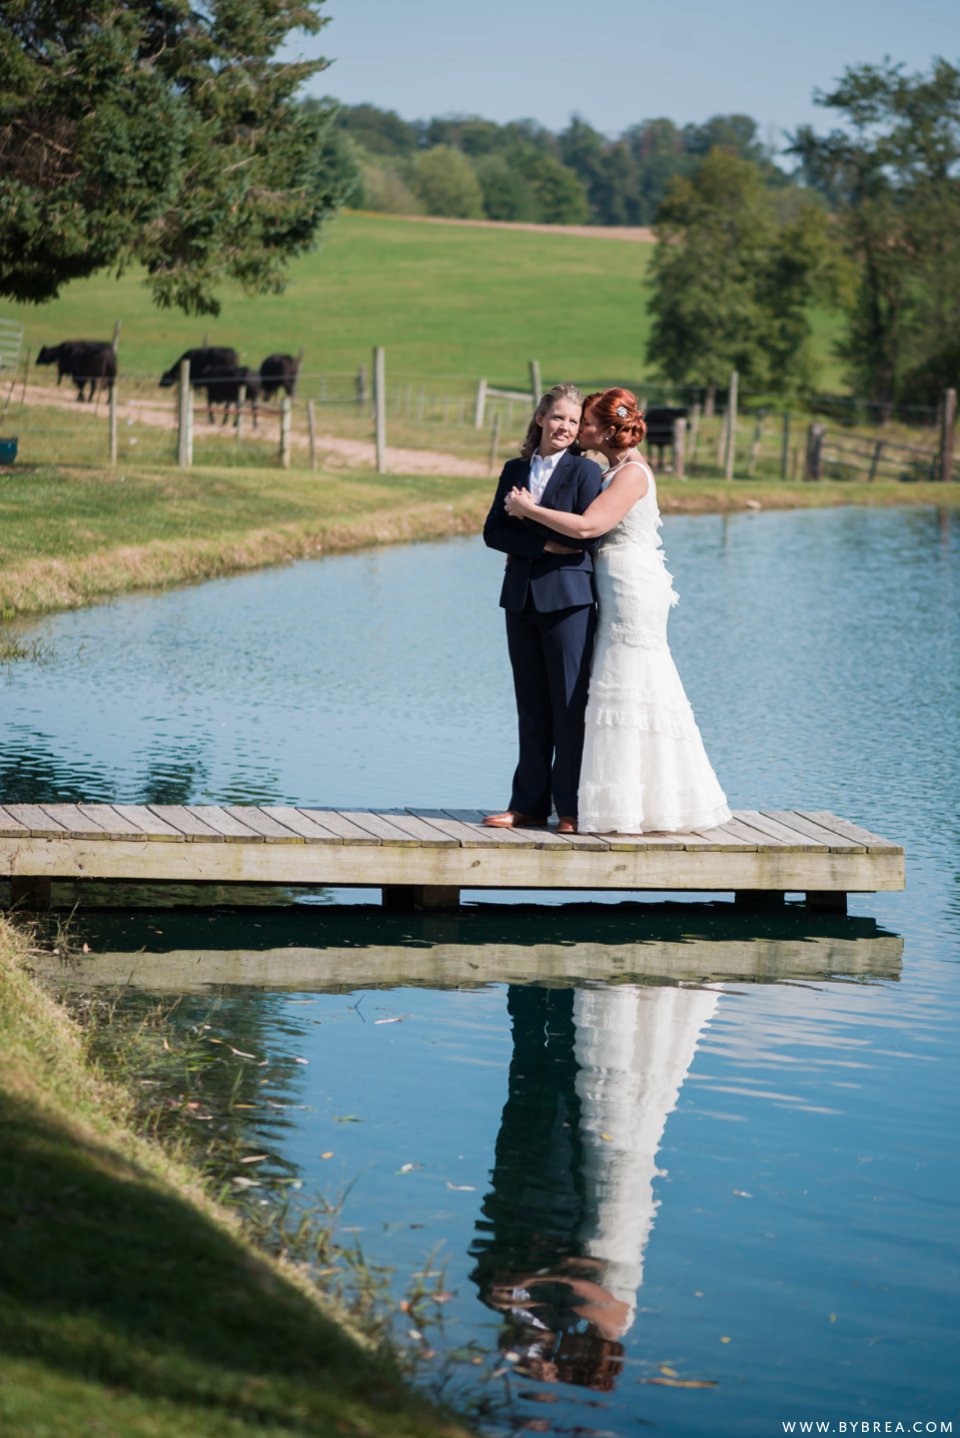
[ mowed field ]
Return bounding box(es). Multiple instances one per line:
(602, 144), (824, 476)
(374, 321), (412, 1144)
(3, 211), (846, 395)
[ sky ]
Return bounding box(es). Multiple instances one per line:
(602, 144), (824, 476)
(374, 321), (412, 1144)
(287, 0), (954, 149)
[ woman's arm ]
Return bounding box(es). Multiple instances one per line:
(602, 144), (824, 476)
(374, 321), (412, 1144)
(504, 461), (649, 539)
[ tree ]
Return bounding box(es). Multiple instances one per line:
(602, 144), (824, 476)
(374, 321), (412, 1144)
(518, 150), (589, 225)
(790, 58), (960, 410)
(646, 149), (832, 393)
(560, 116), (639, 225)
(410, 145), (484, 219)
(0, 0), (354, 314)
(474, 154), (539, 221)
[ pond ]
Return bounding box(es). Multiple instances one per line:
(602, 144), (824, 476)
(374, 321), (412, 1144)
(3, 505), (958, 1437)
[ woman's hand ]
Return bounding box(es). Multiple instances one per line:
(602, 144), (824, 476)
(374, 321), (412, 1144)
(504, 486), (536, 518)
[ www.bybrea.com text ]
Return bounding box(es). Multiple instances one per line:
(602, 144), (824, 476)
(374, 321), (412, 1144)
(782, 1424), (952, 1435)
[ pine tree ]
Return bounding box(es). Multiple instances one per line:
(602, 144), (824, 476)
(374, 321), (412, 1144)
(0, 0), (354, 313)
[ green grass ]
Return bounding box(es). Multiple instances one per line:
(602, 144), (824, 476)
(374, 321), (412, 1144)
(0, 916), (472, 1438)
(1, 211), (848, 394)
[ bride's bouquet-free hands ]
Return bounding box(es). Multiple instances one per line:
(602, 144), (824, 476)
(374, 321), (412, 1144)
(504, 486), (537, 519)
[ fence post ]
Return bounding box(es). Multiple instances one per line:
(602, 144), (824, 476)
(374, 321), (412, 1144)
(20, 349), (30, 404)
(529, 359), (541, 405)
(688, 401), (701, 465)
(704, 382), (716, 419)
(279, 395), (291, 469)
(357, 364), (368, 410)
(723, 369), (738, 480)
(177, 359), (193, 467)
(235, 383), (246, 439)
(111, 320), (121, 355)
(940, 388), (956, 483)
(747, 409), (765, 478)
(488, 412), (501, 476)
(673, 415), (686, 480)
(109, 383), (118, 464)
(780, 411), (790, 480)
(867, 439), (885, 484)
(307, 399), (318, 471)
(373, 345), (387, 475)
(474, 378), (488, 430)
(804, 423), (825, 481)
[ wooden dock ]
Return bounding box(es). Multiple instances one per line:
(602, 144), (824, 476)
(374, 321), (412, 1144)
(0, 805), (904, 912)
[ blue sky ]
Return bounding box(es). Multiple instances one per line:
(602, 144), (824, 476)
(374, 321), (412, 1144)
(289, 0), (953, 150)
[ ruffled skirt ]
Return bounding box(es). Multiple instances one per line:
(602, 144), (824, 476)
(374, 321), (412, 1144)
(578, 545), (730, 834)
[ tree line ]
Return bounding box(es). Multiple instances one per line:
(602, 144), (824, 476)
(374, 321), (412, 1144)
(0, 4), (956, 415)
(331, 103), (789, 226)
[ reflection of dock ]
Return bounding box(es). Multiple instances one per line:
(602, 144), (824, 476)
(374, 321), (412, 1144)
(1, 804), (904, 913)
(29, 906), (903, 990)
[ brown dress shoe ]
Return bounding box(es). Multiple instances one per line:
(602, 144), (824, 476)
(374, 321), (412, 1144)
(483, 810), (547, 828)
(557, 816), (578, 834)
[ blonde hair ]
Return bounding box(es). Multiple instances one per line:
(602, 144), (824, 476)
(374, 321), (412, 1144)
(519, 382), (583, 461)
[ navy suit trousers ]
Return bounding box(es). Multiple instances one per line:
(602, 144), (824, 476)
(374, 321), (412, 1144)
(505, 599), (596, 820)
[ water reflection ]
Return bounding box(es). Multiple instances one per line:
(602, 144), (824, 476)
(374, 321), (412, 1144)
(470, 982), (719, 1393)
(28, 902), (904, 991)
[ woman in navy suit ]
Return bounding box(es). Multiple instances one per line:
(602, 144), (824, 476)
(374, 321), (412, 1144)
(483, 384), (603, 832)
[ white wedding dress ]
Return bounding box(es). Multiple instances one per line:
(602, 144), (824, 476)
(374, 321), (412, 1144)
(578, 459), (731, 834)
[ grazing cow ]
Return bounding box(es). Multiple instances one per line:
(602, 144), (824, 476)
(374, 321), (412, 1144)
(259, 353), (300, 402)
(643, 406), (688, 468)
(159, 346), (239, 423)
(202, 365), (262, 428)
(36, 341), (116, 402)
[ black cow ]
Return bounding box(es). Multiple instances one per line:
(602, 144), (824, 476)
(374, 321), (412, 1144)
(259, 353), (300, 401)
(36, 341), (116, 402)
(202, 365), (262, 428)
(159, 346), (239, 423)
(643, 406), (688, 468)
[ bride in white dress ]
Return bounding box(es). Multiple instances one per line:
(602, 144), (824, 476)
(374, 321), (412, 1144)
(505, 386), (730, 835)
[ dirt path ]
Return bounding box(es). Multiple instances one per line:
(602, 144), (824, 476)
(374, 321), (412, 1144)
(368, 212), (657, 243)
(15, 383), (490, 478)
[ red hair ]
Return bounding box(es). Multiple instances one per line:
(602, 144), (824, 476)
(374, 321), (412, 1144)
(583, 388), (647, 450)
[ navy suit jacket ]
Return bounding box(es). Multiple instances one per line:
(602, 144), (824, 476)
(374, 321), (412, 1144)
(483, 451), (604, 613)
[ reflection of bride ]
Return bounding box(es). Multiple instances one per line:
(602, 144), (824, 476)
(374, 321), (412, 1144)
(470, 981), (718, 1389)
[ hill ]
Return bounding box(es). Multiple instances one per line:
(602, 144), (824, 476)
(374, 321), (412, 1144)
(3, 212), (845, 396)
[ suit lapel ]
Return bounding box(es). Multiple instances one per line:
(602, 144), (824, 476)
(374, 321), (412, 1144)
(538, 450), (570, 510)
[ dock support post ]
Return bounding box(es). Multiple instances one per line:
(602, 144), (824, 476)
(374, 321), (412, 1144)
(382, 885), (460, 912)
(734, 890), (786, 910)
(805, 891), (848, 914)
(10, 877), (52, 910)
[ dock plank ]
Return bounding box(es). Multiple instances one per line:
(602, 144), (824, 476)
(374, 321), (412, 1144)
(5, 805), (68, 837)
(298, 810), (380, 844)
(41, 804), (112, 841)
(406, 809), (513, 847)
(736, 811), (828, 850)
(187, 806), (264, 843)
(382, 810), (459, 847)
(75, 805), (149, 841)
(108, 805), (185, 841)
(148, 805), (225, 842)
(762, 811), (865, 852)
(0, 805), (31, 836)
(227, 807), (304, 843)
(798, 811), (902, 854)
(262, 807), (345, 843)
(338, 811), (421, 847)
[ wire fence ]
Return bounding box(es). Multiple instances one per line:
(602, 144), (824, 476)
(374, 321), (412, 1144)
(0, 352), (955, 483)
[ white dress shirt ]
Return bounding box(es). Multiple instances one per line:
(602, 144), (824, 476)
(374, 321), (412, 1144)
(528, 448), (564, 504)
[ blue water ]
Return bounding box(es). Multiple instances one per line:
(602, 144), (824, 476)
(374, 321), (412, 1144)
(2, 505), (958, 1435)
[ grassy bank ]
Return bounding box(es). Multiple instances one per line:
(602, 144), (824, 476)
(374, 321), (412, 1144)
(1, 459), (957, 627)
(0, 913), (471, 1438)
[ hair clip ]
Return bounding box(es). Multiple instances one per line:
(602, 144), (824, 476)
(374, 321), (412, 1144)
(615, 404), (628, 419)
